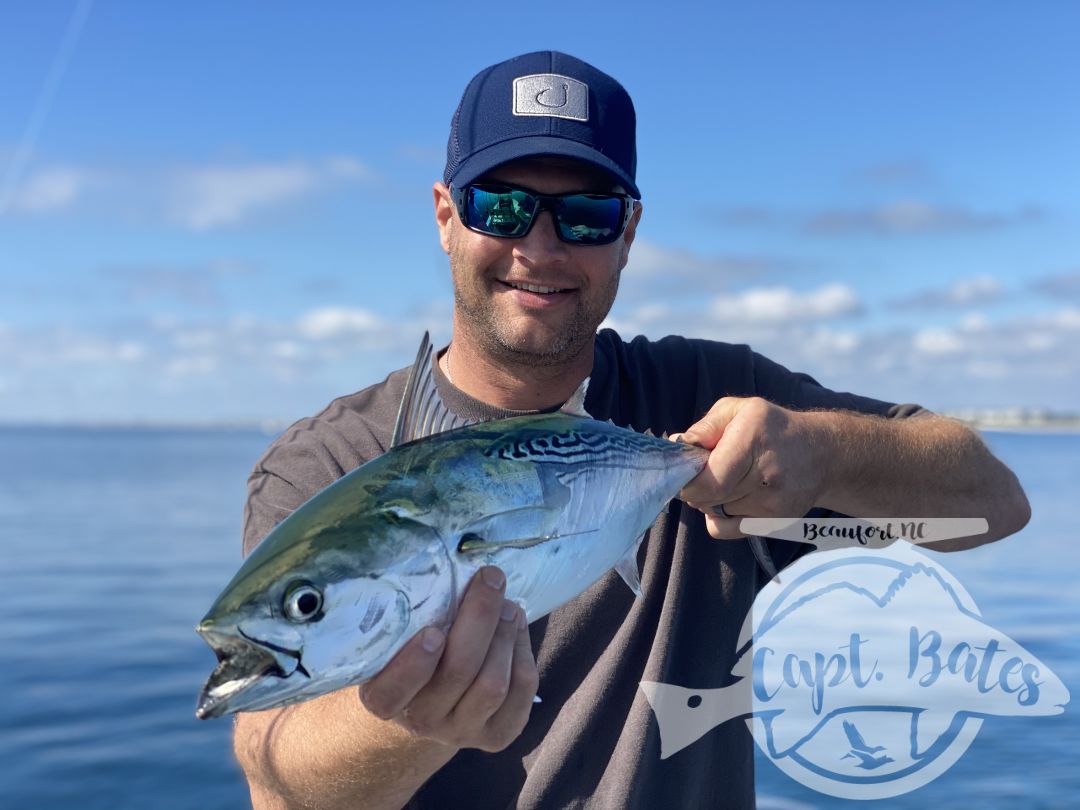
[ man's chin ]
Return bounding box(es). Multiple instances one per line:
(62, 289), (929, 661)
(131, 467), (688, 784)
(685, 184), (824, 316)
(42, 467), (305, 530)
(491, 321), (592, 367)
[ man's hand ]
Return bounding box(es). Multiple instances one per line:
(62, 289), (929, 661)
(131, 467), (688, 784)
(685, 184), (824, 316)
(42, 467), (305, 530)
(359, 566), (539, 753)
(672, 396), (1030, 550)
(672, 396), (828, 540)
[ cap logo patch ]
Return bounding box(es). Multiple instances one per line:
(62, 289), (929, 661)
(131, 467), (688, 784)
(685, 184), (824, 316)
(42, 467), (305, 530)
(513, 74), (589, 121)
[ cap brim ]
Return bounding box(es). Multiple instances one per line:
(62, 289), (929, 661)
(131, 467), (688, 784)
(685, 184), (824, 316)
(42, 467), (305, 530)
(447, 135), (640, 199)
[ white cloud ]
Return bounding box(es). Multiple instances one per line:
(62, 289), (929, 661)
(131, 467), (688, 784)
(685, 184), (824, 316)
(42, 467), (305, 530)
(712, 283), (861, 323)
(950, 276), (1003, 304)
(913, 328), (964, 355)
(894, 275), (1003, 309)
(1030, 269), (1080, 300)
(2, 155), (373, 227)
(619, 239), (793, 301)
(30, 334), (148, 366)
(959, 312), (989, 332)
(966, 361), (1010, 379)
(853, 160), (933, 186)
(171, 163), (318, 230)
(1047, 307), (1080, 330)
(297, 307), (383, 340)
(6, 167), (93, 213)
(720, 200), (1045, 237)
(100, 260), (256, 306)
(170, 157), (373, 230)
(803, 327), (860, 355)
(172, 329), (218, 350)
(324, 156), (371, 181)
(166, 355), (219, 378)
(804, 201), (1043, 236)
(270, 340), (304, 360)
(1024, 333), (1056, 352)
(625, 239), (779, 280)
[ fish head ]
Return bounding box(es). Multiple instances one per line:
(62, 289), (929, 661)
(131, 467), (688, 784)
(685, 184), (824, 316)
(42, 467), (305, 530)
(196, 504), (452, 719)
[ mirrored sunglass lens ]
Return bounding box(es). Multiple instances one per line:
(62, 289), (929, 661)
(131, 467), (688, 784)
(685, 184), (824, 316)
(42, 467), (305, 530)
(468, 187), (535, 236)
(556, 195), (623, 244)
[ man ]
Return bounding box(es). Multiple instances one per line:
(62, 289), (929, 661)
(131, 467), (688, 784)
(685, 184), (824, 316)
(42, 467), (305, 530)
(233, 52), (1029, 809)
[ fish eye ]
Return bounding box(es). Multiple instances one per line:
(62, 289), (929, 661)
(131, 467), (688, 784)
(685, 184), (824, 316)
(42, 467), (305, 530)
(283, 582), (323, 623)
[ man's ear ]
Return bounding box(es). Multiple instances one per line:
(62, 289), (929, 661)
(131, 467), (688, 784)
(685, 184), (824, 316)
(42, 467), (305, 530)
(618, 201), (643, 269)
(433, 182), (455, 254)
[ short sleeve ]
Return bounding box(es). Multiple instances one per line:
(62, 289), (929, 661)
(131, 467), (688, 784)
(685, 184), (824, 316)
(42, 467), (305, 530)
(241, 422), (349, 555)
(749, 350), (925, 418)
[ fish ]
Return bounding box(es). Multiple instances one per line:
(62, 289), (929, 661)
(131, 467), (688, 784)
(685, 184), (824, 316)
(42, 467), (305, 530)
(640, 546), (1070, 763)
(195, 333), (710, 719)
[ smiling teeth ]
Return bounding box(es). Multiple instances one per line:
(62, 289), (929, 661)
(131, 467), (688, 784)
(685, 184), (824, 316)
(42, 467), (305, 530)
(510, 282), (563, 294)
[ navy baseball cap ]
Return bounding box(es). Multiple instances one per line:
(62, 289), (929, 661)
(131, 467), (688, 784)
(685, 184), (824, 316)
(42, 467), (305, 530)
(444, 51), (640, 199)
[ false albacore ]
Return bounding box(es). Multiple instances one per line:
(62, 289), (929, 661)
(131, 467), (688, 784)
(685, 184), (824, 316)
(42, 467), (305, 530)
(195, 333), (710, 719)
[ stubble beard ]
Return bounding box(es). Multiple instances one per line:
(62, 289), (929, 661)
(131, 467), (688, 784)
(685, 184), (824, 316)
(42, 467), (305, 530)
(449, 253), (620, 369)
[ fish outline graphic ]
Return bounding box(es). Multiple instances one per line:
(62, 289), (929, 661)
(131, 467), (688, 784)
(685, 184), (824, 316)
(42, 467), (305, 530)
(640, 542), (1070, 799)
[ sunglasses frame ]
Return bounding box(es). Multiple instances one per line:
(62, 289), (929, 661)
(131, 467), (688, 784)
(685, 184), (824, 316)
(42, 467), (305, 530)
(451, 182), (637, 246)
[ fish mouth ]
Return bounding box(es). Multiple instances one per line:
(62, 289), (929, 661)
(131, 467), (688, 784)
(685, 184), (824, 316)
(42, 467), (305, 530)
(195, 625), (305, 720)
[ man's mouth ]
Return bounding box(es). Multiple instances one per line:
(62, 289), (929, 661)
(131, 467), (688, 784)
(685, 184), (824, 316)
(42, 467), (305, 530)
(500, 280), (574, 295)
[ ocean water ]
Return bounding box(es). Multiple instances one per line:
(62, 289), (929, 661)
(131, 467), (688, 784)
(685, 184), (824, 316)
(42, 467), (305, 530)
(1, 427), (1076, 808)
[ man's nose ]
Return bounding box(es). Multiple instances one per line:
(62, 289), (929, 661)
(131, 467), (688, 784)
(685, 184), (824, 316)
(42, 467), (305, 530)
(513, 210), (570, 263)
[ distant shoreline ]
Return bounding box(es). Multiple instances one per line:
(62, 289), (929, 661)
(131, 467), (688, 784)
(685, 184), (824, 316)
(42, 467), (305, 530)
(974, 424), (1080, 434)
(946, 417), (1080, 433)
(943, 410), (1080, 432)
(0, 421), (286, 434)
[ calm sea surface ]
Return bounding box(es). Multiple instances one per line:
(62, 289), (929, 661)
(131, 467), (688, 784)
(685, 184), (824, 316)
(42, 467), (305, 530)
(1, 427), (1077, 808)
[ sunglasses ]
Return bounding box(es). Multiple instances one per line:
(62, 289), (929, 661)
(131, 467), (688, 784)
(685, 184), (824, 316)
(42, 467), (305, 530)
(451, 183), (636, 246)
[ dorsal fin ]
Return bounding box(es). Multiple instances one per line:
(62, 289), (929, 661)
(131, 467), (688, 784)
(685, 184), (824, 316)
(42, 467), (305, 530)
(559, 376), (591, 418)
(390, 332), (478, 447)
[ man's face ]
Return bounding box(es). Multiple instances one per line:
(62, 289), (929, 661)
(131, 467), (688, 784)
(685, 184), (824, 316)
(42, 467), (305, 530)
(435, 158), (641, 367)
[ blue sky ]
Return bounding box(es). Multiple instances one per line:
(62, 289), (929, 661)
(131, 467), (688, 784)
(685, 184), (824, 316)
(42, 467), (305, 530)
(2, 1), (1078, 423)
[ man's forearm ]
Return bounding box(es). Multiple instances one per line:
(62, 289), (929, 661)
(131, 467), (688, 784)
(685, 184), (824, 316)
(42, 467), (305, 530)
(807, 410), (1030, 550)
(234, 688), (457, 810)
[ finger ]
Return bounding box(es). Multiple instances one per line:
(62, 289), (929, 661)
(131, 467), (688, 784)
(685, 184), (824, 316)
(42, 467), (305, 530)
(448, 599), (522, 732)
(680, 433), (756, 507)
(703, 510), (747, 540)
(407, 566), (507, 721)
(481, 609), (539, 749)
(359, 624), (446, 720)
(680, 397), (744, 449)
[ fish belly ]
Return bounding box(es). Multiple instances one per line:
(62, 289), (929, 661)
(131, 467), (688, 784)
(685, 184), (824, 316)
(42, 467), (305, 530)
(451, 460), (686, 622)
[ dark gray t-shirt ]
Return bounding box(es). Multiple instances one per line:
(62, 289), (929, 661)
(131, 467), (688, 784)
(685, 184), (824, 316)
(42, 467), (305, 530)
(242, 330), (922, 809)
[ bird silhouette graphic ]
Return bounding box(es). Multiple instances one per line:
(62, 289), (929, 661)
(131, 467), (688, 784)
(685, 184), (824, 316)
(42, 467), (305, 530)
(840, 720), (894, 770)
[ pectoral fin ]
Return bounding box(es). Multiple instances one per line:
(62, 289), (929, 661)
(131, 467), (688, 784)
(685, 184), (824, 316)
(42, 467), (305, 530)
(458, 527), (598, 553)
(614, 531), (648, 599)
